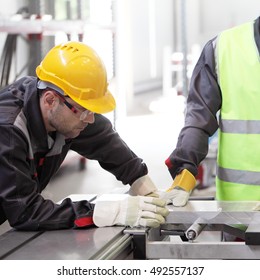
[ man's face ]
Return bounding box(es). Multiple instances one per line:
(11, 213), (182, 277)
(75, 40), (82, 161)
(48, 93), (95, 139)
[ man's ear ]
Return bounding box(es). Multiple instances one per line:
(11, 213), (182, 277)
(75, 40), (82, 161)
(42, 90), (57, 108)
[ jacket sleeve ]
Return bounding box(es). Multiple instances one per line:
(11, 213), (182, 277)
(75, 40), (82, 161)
(165, 38), (222, 179)
(0, 125), (95, 230)
(70, 114), (148, 186)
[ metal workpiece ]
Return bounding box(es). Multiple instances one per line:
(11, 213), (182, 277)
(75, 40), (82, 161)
(124, 227), (174, 259)
(142, 201), (260, 259)
(146, 237), (260, 259)
(245, 224), (260, 245)
(91, 232), (132, 260)
(166, 200), (260, 225)
(0, 230), (43, 259)
(2, 226), (131, 260)
(123, 227), (165, 259)
(123, 225), (260, 259)
(124, 226), (168, 243)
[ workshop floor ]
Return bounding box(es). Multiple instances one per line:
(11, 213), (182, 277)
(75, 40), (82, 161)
(0, 90), (216, 235)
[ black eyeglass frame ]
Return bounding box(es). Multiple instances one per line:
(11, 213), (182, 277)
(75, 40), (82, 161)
(53, 90), (93, 121)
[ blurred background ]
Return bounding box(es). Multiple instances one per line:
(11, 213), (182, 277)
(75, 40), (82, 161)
(0, 0), (259, 234)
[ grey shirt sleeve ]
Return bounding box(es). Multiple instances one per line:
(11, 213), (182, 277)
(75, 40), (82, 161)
(166, 38), (222, 179)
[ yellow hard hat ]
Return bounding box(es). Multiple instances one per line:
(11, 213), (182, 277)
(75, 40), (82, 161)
(36, 41), (116, 114)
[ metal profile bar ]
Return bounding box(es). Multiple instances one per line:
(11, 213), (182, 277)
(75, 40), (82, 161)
(166, 201), (260, 225)
(90, 233), (132, 260)
(0, 19), (115, 35)
(146, 237), (260, 259)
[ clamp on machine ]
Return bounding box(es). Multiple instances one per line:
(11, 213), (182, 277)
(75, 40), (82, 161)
(124, 200), (260, 259)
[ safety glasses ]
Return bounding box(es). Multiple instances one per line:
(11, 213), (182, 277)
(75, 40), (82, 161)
(54, 91), (93, 121)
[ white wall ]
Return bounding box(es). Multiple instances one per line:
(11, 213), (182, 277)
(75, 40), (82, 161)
(0, 0), (28, 53)
(185, 0), (260, 52)
(131, 0), (174, 89)
(0, 0), (30, 84)
(1, 0), (260, 99)
(114, 0), (174, 115)
(118, 0), (260, 100)
(0, 1), (27, 18)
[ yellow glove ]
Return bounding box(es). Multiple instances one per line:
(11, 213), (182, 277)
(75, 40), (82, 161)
(165, 169), (196, 206)
(146, 169), (196, 207)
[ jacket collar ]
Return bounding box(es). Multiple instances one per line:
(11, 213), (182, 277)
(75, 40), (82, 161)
(22, 77), (51, 153)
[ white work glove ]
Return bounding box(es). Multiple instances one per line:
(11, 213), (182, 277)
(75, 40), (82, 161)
(144, 188), (190, 206)
(166, 169), (196, 206)
(129, 174), (170, 201)
(147, 169), (197, 207)
(129, 171), (196, 207)
(93, 195), (169, 228)
(160, 187), (191, 207)
(129, 175), (157, 196)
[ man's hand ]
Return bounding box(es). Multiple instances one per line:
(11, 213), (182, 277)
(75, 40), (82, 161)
(128, 170), (196, 207)
(147, 169), (196, 207)
(129, 175), (158, 196)
(163, 187), (191, 206)
(93, 196), (169, 228)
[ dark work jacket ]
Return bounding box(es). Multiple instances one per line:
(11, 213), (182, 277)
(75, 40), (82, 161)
(165, 17), (260, 179)
(0, 76), (148, 230)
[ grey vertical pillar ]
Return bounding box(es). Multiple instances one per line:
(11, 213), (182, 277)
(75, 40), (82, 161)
(180, 0), (188, 97)
(28, 0), (55, 75)
(27, 0), (43, 76)
(43, 0), (55, 55)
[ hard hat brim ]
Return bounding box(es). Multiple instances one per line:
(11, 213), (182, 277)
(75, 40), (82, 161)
(37, 79), (116, 114)
(72, 90), (116, 114)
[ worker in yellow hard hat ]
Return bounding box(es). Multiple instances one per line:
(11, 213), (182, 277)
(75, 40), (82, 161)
(0, 41), (168, 231)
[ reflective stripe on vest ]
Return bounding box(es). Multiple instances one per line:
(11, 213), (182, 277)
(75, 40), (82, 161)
(216, 21), (260, 200)
(220, 119), (260, 134)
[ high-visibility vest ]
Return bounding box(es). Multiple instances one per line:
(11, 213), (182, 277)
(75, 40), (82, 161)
(216, 21), (260, 200)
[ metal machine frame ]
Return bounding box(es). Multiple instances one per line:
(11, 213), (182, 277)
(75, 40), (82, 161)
(125, 201), (260, 259)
